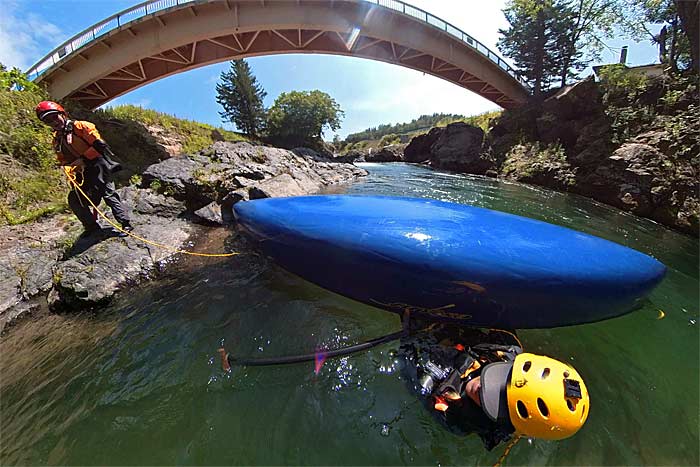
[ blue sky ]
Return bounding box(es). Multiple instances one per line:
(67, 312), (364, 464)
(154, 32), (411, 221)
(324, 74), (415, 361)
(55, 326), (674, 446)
(2, 0), (659, 138)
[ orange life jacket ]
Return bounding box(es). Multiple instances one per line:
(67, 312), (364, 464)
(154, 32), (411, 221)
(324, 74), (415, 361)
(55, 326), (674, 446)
(53, 120), (102, 164)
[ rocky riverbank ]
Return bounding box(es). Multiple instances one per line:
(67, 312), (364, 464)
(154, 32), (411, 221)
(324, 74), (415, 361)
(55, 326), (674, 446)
(0, 142), (366, 333)
(349, 74), (698, 236)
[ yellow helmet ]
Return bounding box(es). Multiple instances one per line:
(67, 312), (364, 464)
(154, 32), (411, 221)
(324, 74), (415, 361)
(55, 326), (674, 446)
(479, 352), (590, 440)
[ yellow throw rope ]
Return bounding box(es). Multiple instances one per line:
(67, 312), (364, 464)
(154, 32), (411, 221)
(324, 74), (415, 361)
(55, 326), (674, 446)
(493, 435), (522, 467)
(64, 166), (239, 257)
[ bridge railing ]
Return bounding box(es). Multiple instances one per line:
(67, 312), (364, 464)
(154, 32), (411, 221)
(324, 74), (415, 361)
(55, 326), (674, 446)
(25, 0), (530, 90)
(25, 0), (189, 80)
(372, 0), (528, 88)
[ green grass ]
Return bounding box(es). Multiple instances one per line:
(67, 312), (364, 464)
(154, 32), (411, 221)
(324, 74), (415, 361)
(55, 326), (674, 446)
(0, 158), (68, 225)
(98, 105), (248, 154)
(0, 200), (69, 225)
(434, 110), (502, 132)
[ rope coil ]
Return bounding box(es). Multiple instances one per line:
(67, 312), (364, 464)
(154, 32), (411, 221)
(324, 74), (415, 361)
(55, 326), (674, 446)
(64, 166), (238, 257)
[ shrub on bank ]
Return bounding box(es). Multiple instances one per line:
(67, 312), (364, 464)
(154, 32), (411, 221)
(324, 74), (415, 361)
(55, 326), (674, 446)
(0, 65), (67, 225)
(379, 133), (400, 146)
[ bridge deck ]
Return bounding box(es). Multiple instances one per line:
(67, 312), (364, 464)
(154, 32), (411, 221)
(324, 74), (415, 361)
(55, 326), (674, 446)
(28, 0), (530, 108)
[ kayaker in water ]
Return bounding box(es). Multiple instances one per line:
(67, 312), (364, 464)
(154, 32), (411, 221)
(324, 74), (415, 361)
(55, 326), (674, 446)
(399, 321), (589, 450)
(218, 313), (589, 451)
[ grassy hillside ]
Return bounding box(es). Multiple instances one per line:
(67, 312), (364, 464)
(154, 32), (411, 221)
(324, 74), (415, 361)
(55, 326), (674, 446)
(96, 105), (247, 155)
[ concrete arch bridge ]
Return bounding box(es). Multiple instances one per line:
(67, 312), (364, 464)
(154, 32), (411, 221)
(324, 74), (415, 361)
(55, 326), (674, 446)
(27, 0), (531, 109)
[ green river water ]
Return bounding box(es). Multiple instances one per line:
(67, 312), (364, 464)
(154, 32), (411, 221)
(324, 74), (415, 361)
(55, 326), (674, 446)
(1, 163), (698, 465)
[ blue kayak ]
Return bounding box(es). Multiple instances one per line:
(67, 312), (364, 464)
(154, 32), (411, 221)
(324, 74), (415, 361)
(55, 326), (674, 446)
(233, 195), (666, 329)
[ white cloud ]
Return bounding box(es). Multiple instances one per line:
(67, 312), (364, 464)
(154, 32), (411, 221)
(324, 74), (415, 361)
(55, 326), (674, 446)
(0, 1), (64, 70)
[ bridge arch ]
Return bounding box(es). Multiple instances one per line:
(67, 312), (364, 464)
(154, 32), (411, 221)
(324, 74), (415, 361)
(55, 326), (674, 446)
(28, 0), (530, 109)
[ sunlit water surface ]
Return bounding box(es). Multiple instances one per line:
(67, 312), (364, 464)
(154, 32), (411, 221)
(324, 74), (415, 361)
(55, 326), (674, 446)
(1, 163), (698, 465)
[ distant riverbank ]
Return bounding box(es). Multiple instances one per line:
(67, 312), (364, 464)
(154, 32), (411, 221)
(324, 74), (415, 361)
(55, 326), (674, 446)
(339, 73), (699, 237)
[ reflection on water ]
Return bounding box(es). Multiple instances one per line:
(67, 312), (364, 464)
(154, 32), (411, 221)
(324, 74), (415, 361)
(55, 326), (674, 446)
(1, 163), (698, 465)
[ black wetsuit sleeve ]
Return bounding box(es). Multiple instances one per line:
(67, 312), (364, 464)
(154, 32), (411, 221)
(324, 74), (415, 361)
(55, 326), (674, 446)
(444, 399), (513, 451)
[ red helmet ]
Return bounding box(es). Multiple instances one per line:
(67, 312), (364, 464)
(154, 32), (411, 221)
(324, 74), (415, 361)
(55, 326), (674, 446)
(35, 101), (66, 121)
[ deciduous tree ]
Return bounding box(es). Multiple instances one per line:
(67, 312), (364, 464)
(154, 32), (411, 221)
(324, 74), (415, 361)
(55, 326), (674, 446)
(616, 0), (696, 72)
(554, 0), (617, 85)
(266, 90), (343, 148)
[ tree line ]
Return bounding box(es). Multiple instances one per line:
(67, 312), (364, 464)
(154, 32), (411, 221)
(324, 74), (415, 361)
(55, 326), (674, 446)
(344, 113), (466, 144)
(498, 0), (699, 98)
(216, 60), (342, 149)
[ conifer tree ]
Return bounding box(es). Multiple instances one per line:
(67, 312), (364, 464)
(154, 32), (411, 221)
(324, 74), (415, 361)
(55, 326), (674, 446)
(498, 0), (617, 93)
(498, 0), (561, 97)
(216, 60), (267, 138)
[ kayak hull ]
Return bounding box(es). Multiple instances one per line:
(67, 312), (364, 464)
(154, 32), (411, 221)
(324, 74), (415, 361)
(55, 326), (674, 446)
(233, 195), (666, 329)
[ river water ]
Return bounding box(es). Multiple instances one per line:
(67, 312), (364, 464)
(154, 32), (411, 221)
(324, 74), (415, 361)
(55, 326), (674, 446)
(1, 163), (698, 465)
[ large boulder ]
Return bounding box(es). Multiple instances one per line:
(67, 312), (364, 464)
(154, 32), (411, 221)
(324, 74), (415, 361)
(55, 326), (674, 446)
(570, 118), (614, 165)
(574, 142), (698, 234)
(249, 173), (307, 199)
(0, 218), (66, 332)
(404, 127), (442, 163)
(484, 75), (699, 236)
(404, 122), (494, 174)
(365, 144), (405, 162)
(500, 143), (576, 190)
(429, 122), (489, 173)
(334, 150), (363, 163)
(48, 188), (196, 311)
(0, 141), (370, 327)
(542, 78), (603, 121)
(142, 141), (367, 214)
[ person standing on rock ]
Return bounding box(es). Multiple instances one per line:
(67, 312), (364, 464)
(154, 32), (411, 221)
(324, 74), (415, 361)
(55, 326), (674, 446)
(35, 101), (133, 235)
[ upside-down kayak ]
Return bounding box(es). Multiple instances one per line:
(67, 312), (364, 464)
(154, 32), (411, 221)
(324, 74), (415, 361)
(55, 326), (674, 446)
(233, 195), (666, 329)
